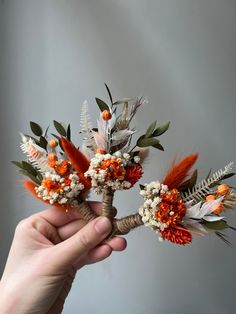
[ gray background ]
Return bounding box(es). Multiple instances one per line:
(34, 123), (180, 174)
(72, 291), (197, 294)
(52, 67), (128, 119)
(1, 1), (236, 313)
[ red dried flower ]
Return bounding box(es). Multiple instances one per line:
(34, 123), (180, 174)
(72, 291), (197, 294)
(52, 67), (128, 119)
(124, 165), (143, 187)
(160, 224), (192, 245)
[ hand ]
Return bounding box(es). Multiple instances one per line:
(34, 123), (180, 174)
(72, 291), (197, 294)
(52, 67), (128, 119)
(0, 202), (126, 314)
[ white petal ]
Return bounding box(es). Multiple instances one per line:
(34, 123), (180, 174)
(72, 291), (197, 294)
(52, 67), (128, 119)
(200, 197), (224, 216)
(185, 202), (202, 219)
(203, 215), (225, 222)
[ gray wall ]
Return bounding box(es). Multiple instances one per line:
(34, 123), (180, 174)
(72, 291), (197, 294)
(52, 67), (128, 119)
(1, 1), (236, 313)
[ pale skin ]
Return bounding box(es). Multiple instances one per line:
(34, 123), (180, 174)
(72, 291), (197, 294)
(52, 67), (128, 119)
(0, 202), (127, 314)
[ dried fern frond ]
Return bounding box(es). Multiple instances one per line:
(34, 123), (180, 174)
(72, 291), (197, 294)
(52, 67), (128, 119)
(183, 162), (234, 204)
(223, 192), (236, 209)
(80, 100), (96, 157)
(20, 135), (52, 173)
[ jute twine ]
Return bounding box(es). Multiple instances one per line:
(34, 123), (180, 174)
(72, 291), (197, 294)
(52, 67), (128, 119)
(102, 189), (115, 219)
(114, 213), (143, 235)
(76, 201), (97, 222)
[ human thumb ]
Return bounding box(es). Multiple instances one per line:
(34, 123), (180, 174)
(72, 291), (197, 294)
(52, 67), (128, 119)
(52, 217), (112, 268)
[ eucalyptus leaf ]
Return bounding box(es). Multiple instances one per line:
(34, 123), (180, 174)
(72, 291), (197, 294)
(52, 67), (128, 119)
(11, 161), (24, 170)
(220, 173), (235, 180)
(189, 169), (198, 188)
(203, 220), (229, 230)
(44, 126), (49, 137)
(22, 161), (38, 176)
(152, 121), (170, 137)
(152, 142), (164, 151)
(30, 121), (43, 137)
(67, 124), (71, 141)
(104, 83), (113, 105)
(205, 168), (212, 181)
(95, 98), (109, 111)
(145, 121), (157, 138)
(39, 136), (48, 151)
(137, 137), (160, 148)
(18, 169), (40, 185)
(113, 98), (133, 105)
(53, 120), (67, 136)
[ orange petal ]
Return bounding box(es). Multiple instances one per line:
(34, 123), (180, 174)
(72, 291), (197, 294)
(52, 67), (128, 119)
(23, 180), (62, 209)
(60, 137), (91, 191)
(162, 153), (198, 190)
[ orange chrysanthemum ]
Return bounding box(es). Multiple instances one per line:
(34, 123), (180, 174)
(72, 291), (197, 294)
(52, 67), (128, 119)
(41, 178), (62, 193)
(160, 224), (192, 245)
(100, 158), (126, 181)
(124, 165), (143, 187)
(55, 160), (71, 176)
(155, 188), (186, 227)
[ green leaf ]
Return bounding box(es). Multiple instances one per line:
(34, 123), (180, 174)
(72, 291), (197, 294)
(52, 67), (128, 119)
(220, 173), (235, 180)
(152, 142), (164, 151)
(95, 98), (109, 111)
(137, 137), (160, 148)
(189, 169), (198, 188)
(104, 83), (113, 105)
(30, 121), (43, 137)
(11, 161), (24, 170)
(139, 184), (145, 190)
(203, 220), (229, 230)
(205, 168), (212, 181)
(179, 169), (198, 192)
(44, 126), (49, 137)
(67, 124), (71, 141)
(39, 136), (48, 151)
(145, 121), (157, 138)
(18, 169), (40, 185)
(22, 161), (38, 176)
(152, 121), (170, 137)
(53, 120), (67, 136)
(113, 98), (133, 105)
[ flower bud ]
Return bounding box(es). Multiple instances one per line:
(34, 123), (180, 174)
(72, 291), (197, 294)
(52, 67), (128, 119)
(96, 148), (107, 154)
(101, 109), (112, 121)
(206, 195), (215, 202)
(48, 139), (58, 148)
(47, 153), (58, 162)
(212, 203), (224, 215)
(217, 184), (230, 196)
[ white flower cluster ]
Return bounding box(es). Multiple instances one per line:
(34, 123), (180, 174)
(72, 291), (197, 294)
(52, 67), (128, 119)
(35, 172), (84, 206)
(139, 181), (169, 231)
(85, 152), (140, 193)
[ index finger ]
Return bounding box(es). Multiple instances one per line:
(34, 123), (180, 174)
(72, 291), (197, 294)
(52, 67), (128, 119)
(38, 201), (117, 227)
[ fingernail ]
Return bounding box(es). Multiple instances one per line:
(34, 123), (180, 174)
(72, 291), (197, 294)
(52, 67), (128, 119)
(94, 217), (111, 235)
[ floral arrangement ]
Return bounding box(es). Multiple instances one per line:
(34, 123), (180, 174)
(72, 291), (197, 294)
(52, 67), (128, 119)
(13, 85), (236, 245)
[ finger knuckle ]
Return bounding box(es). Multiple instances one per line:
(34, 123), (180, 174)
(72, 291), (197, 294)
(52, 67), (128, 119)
(78, 232), (92, 250)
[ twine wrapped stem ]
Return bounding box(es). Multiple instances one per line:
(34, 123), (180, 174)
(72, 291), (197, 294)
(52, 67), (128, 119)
(76, 201), (97, 222)
(102, 189), (115, 219)
(114, 213), (143, 235)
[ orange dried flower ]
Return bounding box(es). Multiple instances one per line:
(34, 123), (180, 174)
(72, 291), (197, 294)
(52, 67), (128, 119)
(101, 109), (112, 121)
(42, 178), (57, 191)
(100, 158), (125, 180)
(155, 189), (186, 227)
(55, 160), (71, 176)
(212, 203), (224, 215)
(48, 139), (58, 148)
(160, 224), (192, 245)
(206, 194), (216, 202)
(47, 153), (58, 168)
(217, 184), (230, 196)
(124, 165), (143, 187)
(96, 148), (107, 154)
